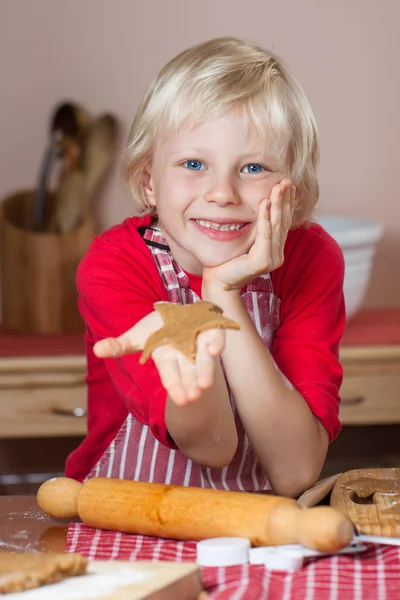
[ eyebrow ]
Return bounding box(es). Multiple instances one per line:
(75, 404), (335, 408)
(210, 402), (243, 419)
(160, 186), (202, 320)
(167, 148), (282, 163)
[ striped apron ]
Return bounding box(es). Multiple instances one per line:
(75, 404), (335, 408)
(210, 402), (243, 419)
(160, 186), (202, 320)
(86, 226), (281, 491)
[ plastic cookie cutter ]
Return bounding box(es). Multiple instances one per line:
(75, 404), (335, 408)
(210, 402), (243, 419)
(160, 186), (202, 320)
(352, 533), (400, 547)
(196, 538), (368, 571)
(250, 547), (306, 571)
(249, 543), (368, 571)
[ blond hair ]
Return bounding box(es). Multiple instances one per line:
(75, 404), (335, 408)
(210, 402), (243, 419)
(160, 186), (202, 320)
(124, 37), (319, 226)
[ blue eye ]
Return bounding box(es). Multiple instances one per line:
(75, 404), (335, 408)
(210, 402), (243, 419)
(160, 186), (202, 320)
(243, 163), (264, 174)
(184, 160), (204, 171)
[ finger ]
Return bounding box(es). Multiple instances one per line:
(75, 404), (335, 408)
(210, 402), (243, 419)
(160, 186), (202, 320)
(290, 184), (297, 219)
(93, 310), (164, 359)
(178, 354), (201, 396)
(93, 334), (141, 358)
(152, 347), (189, 405)
(280, 182), (294, 253)
(247, 197), (272, 273)
(281, 181), (294, 232)
(249, 197), (271, 251)
(195, 333), (217, 389)
(255, 198), (270, 238)
(198, 329), (226, 357)
(270, 183), (287, 267)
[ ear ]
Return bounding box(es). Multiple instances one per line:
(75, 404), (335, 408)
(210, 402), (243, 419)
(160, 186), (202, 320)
(142, 163), (156, 208)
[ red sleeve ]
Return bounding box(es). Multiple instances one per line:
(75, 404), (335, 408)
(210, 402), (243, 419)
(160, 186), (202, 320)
(271, 223), (345, 441)
(77, 217), (177, 449)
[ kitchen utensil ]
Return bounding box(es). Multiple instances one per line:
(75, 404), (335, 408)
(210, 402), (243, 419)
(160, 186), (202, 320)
(297, 473), (342, 508)
(83, 113), (118, 203)
(330, 468), (400, 536)
(33, 102), (88, 231)
(51, 113), (118, 233)
(353, 533), (400, 546)
(37, 476), (354, 552)
(249, 542), (368, 565)
(51, 169), (86, 234)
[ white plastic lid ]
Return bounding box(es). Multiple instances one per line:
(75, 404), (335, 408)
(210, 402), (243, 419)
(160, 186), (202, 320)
(249, 546), (271, 565)
(263, 549), (304, 571)
(196, 537), (250, 567)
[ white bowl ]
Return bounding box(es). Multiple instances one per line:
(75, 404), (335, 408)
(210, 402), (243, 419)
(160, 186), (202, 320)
(317, 215), (383, 320)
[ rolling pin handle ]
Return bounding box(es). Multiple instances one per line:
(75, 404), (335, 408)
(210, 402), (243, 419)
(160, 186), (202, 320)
(268, 504), (355, 552)
(37, 477), (82, 520)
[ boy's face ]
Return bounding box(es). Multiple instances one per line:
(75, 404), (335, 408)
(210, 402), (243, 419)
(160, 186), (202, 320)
(143, 113), (289, 275)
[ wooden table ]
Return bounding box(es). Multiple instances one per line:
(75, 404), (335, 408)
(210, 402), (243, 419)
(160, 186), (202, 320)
(2, 494), (400, 599)
(0, 495), (68, 553)
(0, 496), (204, 599)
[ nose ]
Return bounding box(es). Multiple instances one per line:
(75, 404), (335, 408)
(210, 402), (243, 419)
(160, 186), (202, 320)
(203, 175), (240, 206)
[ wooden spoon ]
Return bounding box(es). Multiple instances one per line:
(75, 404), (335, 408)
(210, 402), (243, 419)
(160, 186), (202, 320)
(51, 114), (118, 233)
(33, 102), (88, 231)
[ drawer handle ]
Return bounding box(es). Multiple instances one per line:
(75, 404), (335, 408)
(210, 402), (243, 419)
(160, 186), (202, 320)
(52, 407), (87, 417)
(341, 396), (365, 406)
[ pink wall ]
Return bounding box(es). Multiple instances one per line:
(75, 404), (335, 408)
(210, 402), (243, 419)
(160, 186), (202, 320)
(1, 0), (399, 307)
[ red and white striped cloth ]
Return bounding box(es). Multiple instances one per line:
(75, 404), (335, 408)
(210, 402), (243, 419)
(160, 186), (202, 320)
(66, 523), (400, 599)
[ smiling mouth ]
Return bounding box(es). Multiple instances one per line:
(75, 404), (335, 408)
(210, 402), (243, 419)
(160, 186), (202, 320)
(194, 219), (248, 231)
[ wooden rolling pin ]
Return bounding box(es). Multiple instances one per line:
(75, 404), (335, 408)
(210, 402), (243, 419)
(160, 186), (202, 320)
(37, 477), (354, 552)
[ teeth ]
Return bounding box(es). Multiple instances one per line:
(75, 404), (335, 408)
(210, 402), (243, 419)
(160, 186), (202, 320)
(196, 220), (244, 231)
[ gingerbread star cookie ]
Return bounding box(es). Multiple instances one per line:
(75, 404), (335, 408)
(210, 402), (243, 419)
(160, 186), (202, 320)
(0, 552), (88, 594)
(140, 301), (240, 364)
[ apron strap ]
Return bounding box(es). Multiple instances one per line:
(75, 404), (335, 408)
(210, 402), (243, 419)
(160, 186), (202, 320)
(138, 225), (170, 251)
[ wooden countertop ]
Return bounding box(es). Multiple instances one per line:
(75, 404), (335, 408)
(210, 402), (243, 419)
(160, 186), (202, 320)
(342, 308), (400, 346)
(0, 308), (399, 372)
(0, 309), (399, 355)
(0, 495), (68, 553)
(0, 330), (85, 358)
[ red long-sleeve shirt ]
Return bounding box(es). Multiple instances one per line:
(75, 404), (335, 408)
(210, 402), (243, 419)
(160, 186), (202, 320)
(65, 215), (345, 481)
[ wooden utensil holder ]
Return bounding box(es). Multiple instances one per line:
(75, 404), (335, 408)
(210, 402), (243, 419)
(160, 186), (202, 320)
(0, 190), (94, 334)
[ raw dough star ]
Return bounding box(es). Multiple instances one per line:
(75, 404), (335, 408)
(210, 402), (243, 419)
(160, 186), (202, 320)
(345, 477), (400, 498)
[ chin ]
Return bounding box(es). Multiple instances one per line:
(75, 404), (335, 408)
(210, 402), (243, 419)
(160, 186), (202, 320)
(198, 249), (247, 269)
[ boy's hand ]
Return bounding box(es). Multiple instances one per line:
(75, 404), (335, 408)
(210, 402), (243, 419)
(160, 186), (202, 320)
(151, 329), (225, 405)
(203, 180), (295, 292)
(93, 312), (225, 406)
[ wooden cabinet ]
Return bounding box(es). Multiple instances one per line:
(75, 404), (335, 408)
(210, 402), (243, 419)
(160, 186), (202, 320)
(0, 309), (399, 493)
(340, 345), (400, 424)
(339, 309), (400, 425)
(1, 308), (400, 439)
(0, 333), (87, 494)
(0, 355), (87, 438)
(3, 344), (398, 435)
(0, 331), (87, 441)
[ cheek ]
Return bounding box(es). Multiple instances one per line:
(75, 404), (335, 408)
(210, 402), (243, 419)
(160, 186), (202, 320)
(164, 175), (199, 206)
(175, 174), (200, 195)
(247, 175), (285, 202)
(240, 181), (272, 208)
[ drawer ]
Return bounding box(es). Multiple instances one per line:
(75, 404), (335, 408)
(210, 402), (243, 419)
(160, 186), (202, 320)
(340, 372), (400, 424)
(0, 385), (87, 439)
(0, 354), (87, 438)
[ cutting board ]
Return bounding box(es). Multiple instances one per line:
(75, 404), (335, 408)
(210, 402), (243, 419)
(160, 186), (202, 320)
(330, 468), (400, 536)
(8, 561), (203, 600)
